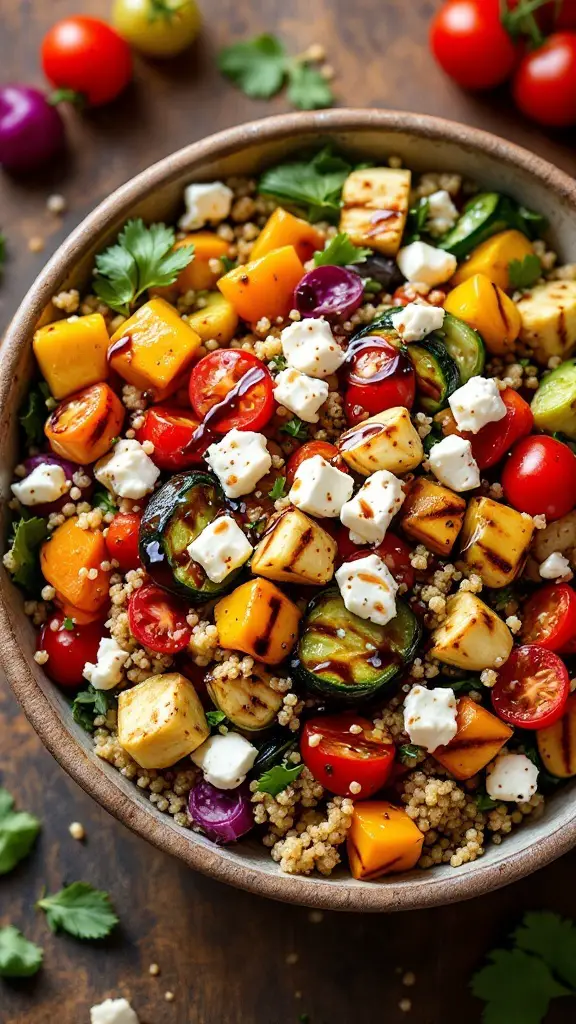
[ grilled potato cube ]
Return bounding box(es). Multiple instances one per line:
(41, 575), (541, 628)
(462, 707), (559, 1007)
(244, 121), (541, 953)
(400, 477), (466, 555)
(460, 496), (534, 588)
(215, 578), (301, 665)
(338, 408), (424, 476)
(433, 696), (512, 781)
(340, 168), (411, 256)
(431, 592), (513, 671)
(117, 672), (209, 769)
(251, 507), (337, 586)
(516, 279), (576, 364)
(537, 695), (576, 778)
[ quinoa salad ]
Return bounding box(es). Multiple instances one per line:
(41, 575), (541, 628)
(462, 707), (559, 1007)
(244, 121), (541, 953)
(6, 147), (576, 882)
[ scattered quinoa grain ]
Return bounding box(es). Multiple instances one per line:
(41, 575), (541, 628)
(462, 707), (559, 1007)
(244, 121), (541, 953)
(69, 822), (85, 841)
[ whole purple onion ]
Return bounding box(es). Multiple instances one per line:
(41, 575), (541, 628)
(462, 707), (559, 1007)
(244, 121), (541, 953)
(294, 265), (365, 321)
(0, 86), (65, 172)
(22, 454), (91, 515)
(188, 779), (254, 844)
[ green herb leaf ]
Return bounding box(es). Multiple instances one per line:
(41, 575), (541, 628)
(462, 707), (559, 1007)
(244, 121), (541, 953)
(206, 710), (227, 727)
(6, 517), (48, 594)
(405, 197), (431, 244)
(286, 61), (334, 110)
(0, 788), (41, 875)
(93, 218), (194, 315)
(218, 34), (287, 99)
(246, 517), (267, 536)
(280, 416), (308, 440)
(19, 382), (51, 446)
(256, 762), (304, 797)
(268, 476), (287, 500)
(398, 743), (421, 762)
(269, 353), (288, 372)
(313, 232), (370, 268)
(62, 617), (75, 632)
(71, 687), (115, 733)
(259, 147), (352, 223)
(514, 912), (576, 990)
(0, 927), (43, 978)
(363, 278), (382, 295)
(220, 255), (238, 274)
(37, 882), (119, 940)
(476, 791), (498, 811)
(508, 254), (542, 290)
(471, 947), (570, 1024)
(93, 488), (118, 514)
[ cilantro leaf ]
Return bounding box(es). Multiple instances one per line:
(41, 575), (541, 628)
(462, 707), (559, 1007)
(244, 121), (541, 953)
(398, 743), (421, 762)
(259, 147), (352, 223)
(476, 791), (498, 811)
(405, 197), (430, 244)
(508, 254), (542, 290)
(269, 353), (287, 372)
(256, 762), (304, 796)
(313, 232), (370, 268)
(218, 34), (287, 99)
(0, 788), (41, 875)
(0, 926), (43, 978)
(286, 62), (334, 110)
(268, 476), (286, 500)
(220, 255), (238, 273)
(281, 416), (308, 440)
(471, 948), (570, 1024)
(93, 488), (118, 514)
(206, 710), (227, 727)
(63, 617), (75, 631)
(71, 687), (115, 733)
(36, 882), (119, 940)
(93, 218), (194, 315)
(514, 912), (576, 990)
(6, 516), (48, 594)
(19, 382), (50, 446)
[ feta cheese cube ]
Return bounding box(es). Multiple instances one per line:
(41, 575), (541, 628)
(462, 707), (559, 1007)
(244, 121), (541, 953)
(448, 375), (507, 434)
(273, 368), (329, 423)
(187, 514), (252, 583)
(340, 469), (405, 545)
(426, 189), (459, 238)
(205, 428), (272, 499)
(486, 752), (539, 803)
(428, 435), (480, 492)
(280, 318), (346, 378)
(289, 454), (354, 518)
(539, 551), (572, 580)
(11, 463), (68, 506)
(83, 637), (129, 691)
(90, 998), (139, 1024)
(191, 732), (258, 790)
(403, 685), (458, 752)
(94, 440), (160, 500)
(396, 241), (457, 287)
(178, 181), (233, 231)
(389, 301), (445, 343)
(335, 552), (398, 626)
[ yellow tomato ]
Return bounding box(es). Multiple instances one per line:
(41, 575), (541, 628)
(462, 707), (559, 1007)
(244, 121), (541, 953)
(112, 0), (201, 58)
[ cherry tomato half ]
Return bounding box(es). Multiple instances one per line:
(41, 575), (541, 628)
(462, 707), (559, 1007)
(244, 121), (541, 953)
(105, 512), (141, 573)
(39, 614), (103, 689)
(300, 713), (396, 797)
(513, 32), (576, 127)
(437, 388), (533, 470)
(128, 583), (191, 655)
(41, 17), (132, 107)
(492, 644), (570, 729)
(430, 0), (518, 90)
(502, 435), (576, 521)
(285, 441), (348, 487)
(334, 529), (415, 588)
(521, 584), (576, 651)
(136, 404), (211, 471)
(189, 350), (275, 434)
(344, 337), (415, 426)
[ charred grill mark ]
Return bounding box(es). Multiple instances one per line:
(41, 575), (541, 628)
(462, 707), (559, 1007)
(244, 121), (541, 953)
(558, 308), (568, 350)
(414, 502), (465, 521)
(492, 282), (510, 334)
(253, 596), (283, 657)
(287, 527), (314, 566)
(477, 543), (513, 574)
(443, 736), (501, 752)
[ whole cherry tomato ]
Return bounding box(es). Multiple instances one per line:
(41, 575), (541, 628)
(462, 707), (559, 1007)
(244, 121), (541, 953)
(430, 0), (518, 90)
(521, 584), (576, 651)
(344, 337), (415, 426)
(128, 583), (191, 655)
(285, 441), (348, 487)
(39, 613), (103, 689)
(502, 435), (576, 520)
(492, 644), (570, 729)
(513, 32), (576, 126)
(41, 17), (132, 107)
(189, 350), (275, 434)
(300, 713), (396, 797)
(105, 512), (141, 572)
(437, 388), (533, 470)
(112, 0), (201, 58)
(136, 405), (210, 471)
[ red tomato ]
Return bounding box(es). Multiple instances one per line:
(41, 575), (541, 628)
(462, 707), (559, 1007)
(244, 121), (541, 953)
(344, 338), (415, 426)
(337, 531), (415, 589)
(502, 435), (576, 521)
(136, 405), (210, 471)
(521, 584), (576, 651)
(556, 0), (576, 29)
(440, 388), (533, 470)
(430, 0), (518, 90)
(39, 614), (103, 689)
(41, 17), (132, 107)
(105, 512), (141, 573)
(189, 350), (275, 434)
(492, 644), (570, 729)
(285, 441), (348, 487)
(300, 713), (395, 797)
(128, 583), (191, 655)
(513, 33), (576, 126)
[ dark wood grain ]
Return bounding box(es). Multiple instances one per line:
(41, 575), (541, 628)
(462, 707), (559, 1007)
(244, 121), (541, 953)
(2, 2), (576, 1022)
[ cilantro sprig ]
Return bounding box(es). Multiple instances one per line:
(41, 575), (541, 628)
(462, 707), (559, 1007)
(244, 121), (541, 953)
(268, 476), (287, 500)
(36, 882), (119, 940)
(0, 927), (43, 978)
(281, 416), (308, 440)
(71, 687), (116, 733)
(93, 488), (118, 515)
(313, 232), (370, 268)
(218, 34), (334, 111)
(259, 147), (352, 223)
(508, 253), (542, 290)
(0, 788), (41, 875)
(256, 762), (304, 796)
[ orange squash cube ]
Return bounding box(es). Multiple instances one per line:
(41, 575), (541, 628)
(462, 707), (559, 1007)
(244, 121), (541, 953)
(433, 696), (513, 781)
(214, 578), (301, 666)
(45, 382), (125, 465)
(347, 801), (424, 880)
(217, 245), (305, 323)
(41, 518), (111, 614)
(250, 208), (325, 264)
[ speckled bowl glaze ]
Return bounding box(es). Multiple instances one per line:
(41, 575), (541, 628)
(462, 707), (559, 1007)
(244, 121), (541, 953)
(2, 110), (576, 912)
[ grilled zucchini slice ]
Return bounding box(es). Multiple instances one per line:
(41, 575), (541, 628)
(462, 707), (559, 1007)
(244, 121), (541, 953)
(407, 337), (460, 413)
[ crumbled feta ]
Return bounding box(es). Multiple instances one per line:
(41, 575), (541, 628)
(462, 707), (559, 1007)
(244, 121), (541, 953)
(486, 752), (539, 803)
(539, 551), (572, 580)
(426, 189), (459, 238)
(340, 469), (405, 545)
(178, 181), (233, 231)
(289, 454), (354, 518)
(187, 514), (252, 583)
(205, 428), (272, 499)
(396, 241), (457, 287)
(403, 685), (458, 752)
(90, 998), (139, 1024)
(273, 368), (329, 423)
(335, 552), (398, 626)
(280, 318), (346, 378)
(11, 463), (68, 506)
(191, 732), (258, 790)
(428, 435), (480, 492)
(389, 302), (445, 342)
(83, 637), (129, 691)
(448, 375), (507, 434)
(94, 439), (160, 500)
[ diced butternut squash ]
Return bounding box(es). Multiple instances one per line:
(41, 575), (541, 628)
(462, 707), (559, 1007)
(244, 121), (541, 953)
(117, 672), (209, 769)
(108, 297), (202, 400)
(185, 292), (239, 345)
(460, 496), (534, 588)
(430, 592), (513, 672)
(338, 408), (423, 476)
(443, 273), (521, 355)
(516, 279), (576, 364)
(215, 578), (301, 666)
(41, 518), (111, 614)
(217, 246), (305, 324)
(537, 695), (576, 778)
(250, 207), (325, 264)
(452, 230), (534, 291)
(340, 168), (411, 256)
(251, 507), (337, 586)
(400, 477), (466, 556)
(433, 696), (512, 781)
(150, 233), (231, 301)
(33, 313), (109, 400)
(45, 382), (125, 464)
(347, 801), (424, 880)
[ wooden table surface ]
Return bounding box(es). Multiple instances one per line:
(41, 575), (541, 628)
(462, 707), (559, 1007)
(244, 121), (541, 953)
(2, 2), (576, 1022)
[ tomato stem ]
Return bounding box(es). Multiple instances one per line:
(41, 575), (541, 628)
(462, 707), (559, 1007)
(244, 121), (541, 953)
(48, 88), (85, 109)
(500, 0), (551, 47)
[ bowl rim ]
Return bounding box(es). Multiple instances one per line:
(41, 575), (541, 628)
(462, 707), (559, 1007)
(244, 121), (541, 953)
(2, 107), (576, 912)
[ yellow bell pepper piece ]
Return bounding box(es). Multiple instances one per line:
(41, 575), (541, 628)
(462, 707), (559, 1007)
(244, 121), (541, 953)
(452, 230), (534, 291)
(443, 273), (521, 355)
(433, 696), (512, 781)
(185, 292), (239, 345)
(33, 313), (109, 400)
(217, 246), (305, 324)
(347, 801), (424, 880)
(214, 578), (301, 666)
(250, 208), (325, 264)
